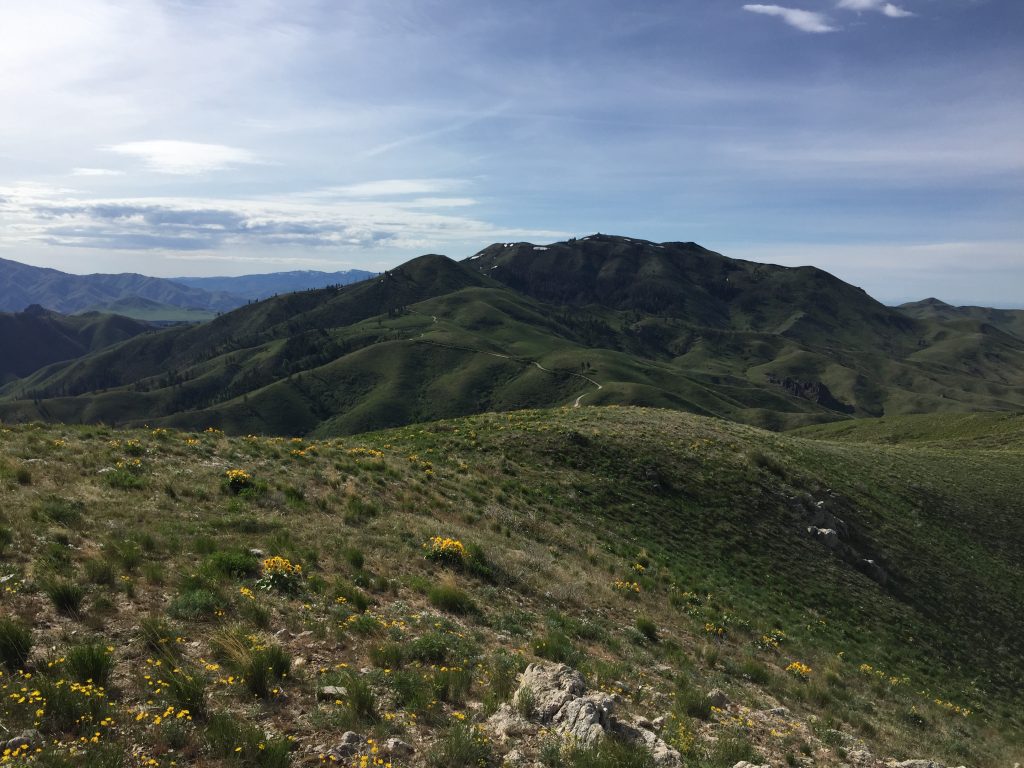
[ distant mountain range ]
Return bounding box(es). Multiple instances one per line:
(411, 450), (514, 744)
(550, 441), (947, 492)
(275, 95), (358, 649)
(0, 256), (375, 319)
(172, 270), (377, 301)
(2, 234), (1021, 435)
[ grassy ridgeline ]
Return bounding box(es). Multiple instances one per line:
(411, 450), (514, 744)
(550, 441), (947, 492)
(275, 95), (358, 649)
(0, 406), (1020, 766)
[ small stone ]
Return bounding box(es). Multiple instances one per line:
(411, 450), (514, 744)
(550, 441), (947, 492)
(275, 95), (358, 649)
(383, 738), (414, 758)
(327, 732), (363, 759)
(319, 685), (347, 698)
(707, 688), (729, 708)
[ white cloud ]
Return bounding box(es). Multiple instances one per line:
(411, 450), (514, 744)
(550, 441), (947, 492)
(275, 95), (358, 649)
(0, 183), (566, 257)
(743, 4), (837, 33)
(837, 0), (913, 17)
(320, 179), (468, 198)
(105, 140), (260, 175)
(71, 168), (124, 177)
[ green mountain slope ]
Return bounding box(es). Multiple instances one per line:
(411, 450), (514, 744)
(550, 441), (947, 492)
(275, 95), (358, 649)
(0, 407), (1019, 766)
(898, 298), (1024, 340)
(3, 236), (1024, 434)
(0, 305), (152, 384)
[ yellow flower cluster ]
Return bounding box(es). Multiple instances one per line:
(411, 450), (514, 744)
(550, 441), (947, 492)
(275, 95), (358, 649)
(348, 447), (384, 458)
(704, 622), (726, 637)
(224, 468), (254, 494)
(262, 556), (301, 576)
(858, 663), (909, 687)
(934, 698), (971, 717)
(786, 661), (812, 679)
(613, 580), (641, 593)
(758, 629), (786, 650)
(424, 536), (466, 565)
(631, 562), (646, 574)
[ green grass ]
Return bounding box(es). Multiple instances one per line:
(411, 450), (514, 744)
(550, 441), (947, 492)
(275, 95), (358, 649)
(0, 617), (33, 670)
(0, 408), (1020, 766)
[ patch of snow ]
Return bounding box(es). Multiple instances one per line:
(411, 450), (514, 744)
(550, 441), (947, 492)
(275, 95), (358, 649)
(490, 265), (499, 269)
(469, 253), (482, 260)
(533, 246), (548, 251)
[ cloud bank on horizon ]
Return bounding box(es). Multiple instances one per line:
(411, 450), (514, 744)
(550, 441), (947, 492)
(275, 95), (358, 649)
(0, 0), (1020, 306)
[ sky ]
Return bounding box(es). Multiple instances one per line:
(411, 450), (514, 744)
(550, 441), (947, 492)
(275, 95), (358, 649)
(0, 0), (1021, 306)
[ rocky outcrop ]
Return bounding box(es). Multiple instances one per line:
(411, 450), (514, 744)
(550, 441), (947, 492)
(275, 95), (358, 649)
(766, 375), (854, 413)
(495, 662), (682, 767)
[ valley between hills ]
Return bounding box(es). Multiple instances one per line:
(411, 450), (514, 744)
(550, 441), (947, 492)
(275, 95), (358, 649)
(0, 236), (1021, 767)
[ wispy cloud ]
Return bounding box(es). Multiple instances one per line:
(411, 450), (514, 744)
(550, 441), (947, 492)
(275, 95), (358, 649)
(0, 184), (565, 256)
(320, 179), (468, 198)
(71, 168), (124, 177)
(105, 141), (260, 175)
(742, 4), (837, 32)
(836, 0), (914, 17)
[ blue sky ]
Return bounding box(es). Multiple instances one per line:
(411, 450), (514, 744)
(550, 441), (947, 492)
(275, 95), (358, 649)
(0, 0), (1020, 305)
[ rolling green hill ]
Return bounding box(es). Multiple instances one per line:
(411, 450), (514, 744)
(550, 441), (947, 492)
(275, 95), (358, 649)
(0, 305), (152, 384)
(0, 407), (1019, 767)
(3, 236), (1024, 435)
(898, 298), (1024, 340)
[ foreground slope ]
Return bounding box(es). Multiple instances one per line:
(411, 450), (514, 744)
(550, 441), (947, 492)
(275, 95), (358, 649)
(0, 407), (1020, 767)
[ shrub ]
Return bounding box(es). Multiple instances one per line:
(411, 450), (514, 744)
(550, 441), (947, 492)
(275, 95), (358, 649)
(138, 616), (180, 656)
(433, 665), (474, 705)
(205, 711), (292, 767)
(0, 617), (33, 670)
(710, 732), (760, 766)
(105, 466), (145, 490)
(245, 645), (292, 699)
(533, 628), (579, 666)
(635, 616), (659, 643)
(35, 496), (84, 528)
(342, 546), (365, 570)
(108, 539), (144, 571)
(256, 556), (303, 594)
(65, 642), (115, 687)
(676, 683), (713, 720)
(169, 587), (225, 621)
(543, 737), (657, 768)
(424, 535), (467, 567)
(369, 641), (407, 669)
(223, 468), (254, 495)
(163, 661), (208, 720)
(332, 581), (370, 613)
(37, 674), (115, 736)
(0, 525), (12, 556)
(484, 650), (523, 711)
(84, 557), (117, 586)
(428, 581), (476, 614)
(43, 579), (85, 615)
(204, 549), (260, 579)
(425, 722), (492, 768)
